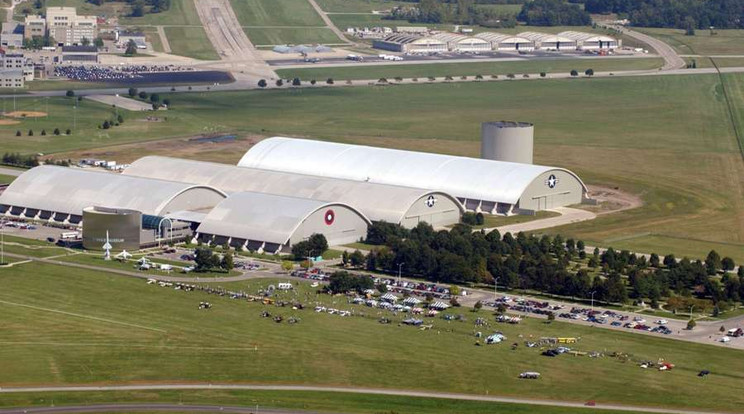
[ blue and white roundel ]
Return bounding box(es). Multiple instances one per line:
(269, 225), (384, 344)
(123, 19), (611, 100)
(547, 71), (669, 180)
(546, 174), (557, 189)
(425, 195), (437, 208)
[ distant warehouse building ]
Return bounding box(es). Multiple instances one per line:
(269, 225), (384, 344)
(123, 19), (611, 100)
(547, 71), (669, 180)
(519, 32), (577, 51)
(238, 136), (588, 215)
(123, 156), (463, 228)
(0, 69), (25, 88)
(430, 32), (490, 52)
(474, 32), (534, 52)
(373, 34), (447, 53)
(557, 31), (619, 50)
(61, 45), (98, 63)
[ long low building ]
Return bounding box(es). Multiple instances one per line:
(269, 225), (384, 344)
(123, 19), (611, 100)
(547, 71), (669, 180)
(372, 34), (447, 53)
(196, 192), (370, 253)
(0, 166), (227, 225)
(519, 32), (577, 51)
(557, 31), (619, 50)
(430, 32), (491, 52)
(474, 32), (535, 52)
(237, 137), (588, 215)
(123, 156), (463, 228)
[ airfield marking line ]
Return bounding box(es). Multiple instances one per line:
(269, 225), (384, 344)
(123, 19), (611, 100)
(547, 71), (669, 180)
(0, 384), (732, 414)
(0, 299), (167, 333)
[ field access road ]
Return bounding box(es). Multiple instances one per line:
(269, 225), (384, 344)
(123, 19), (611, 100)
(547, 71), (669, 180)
(305, 0), (352, 45)
(0, 384), (734, 414)
(600, 24), (686, 70)
(0, 167), (23, 177)
(487, 207), (597, 234)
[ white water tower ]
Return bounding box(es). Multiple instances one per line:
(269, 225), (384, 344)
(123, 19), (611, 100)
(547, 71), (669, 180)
(480, 121), (534, 164)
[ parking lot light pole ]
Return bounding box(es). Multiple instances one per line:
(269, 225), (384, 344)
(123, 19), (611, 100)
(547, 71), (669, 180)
(494, 277), (500, 300)
(689, 305), (694, 320)
(397, 262), (405, 285)
(590, 291), (596, 312)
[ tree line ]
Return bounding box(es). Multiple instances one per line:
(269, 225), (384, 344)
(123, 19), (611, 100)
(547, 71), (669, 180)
(1, 153), (39, 168)
(86, 0), (171, 17)
(338, 220), (744, 308)
(386, 0), (517, 27)
(583, 0), (744, 29)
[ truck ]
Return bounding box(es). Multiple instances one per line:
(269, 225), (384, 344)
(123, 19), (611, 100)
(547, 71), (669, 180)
(60, 231), (81, 240)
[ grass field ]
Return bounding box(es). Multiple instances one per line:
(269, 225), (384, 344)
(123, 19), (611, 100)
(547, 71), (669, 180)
(163, 26), (219, 60)
(0, 390), (645, 414)
(0, 173), (16, 184)
(316, 0), (409, 13)
(275, 57), (664, 80)
(1, 262), (744, 412)
(685, 57), (744, 68)
(119, 0), (203, 26)
(245, 27), (343, 46)
(638, 28), (744, 55)
(229, 0), (324, 27)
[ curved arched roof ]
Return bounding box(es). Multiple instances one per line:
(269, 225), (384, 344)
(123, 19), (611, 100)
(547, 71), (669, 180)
(237, 137), (587, 206)
(0, 166), (226, 216)
(519, 32), (575, 43)
(558, 31), (617, 42)
(475, 32), (532, 44)
(195, 192), (370, 245)
(124, 156), (463, 224)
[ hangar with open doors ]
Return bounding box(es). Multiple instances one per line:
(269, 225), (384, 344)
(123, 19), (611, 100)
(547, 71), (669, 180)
(195, 192), (370, 254)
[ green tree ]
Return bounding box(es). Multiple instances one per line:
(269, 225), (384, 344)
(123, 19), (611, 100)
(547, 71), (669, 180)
(473, 300), (483, 312)
(66, 90), (75, 97)
(28, 129), (33, 136)
(350, 250), (365, 267)
(81, 37), (91, 46)
(128, 87), (137, 97)
(281, 261), (294, 272)
(194, 247), (214, 271)
(706, 250), (722, 275)
(258, 79), (267, 88)
(125, 39), (138, 56)
(547, 311), (556, 322)
(138, 91), (148, 99)
(687, 319), (697, 330)
(326, 78), (334, 84)
(585, 68), (594, 76)
(94, 37), (104, 48)
(292, 77), (301, 86)
(570, 69), (579, 77)
(276, 79), (284, 87)
(149, 93), (160, 103)
(721, 257), (735, 271)
(221, 251), (234, 271)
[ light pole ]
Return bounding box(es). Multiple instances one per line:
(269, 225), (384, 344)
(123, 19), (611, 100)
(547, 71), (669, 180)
(590, 291), (596, 312)
(397, 262), (405, 285)
(689, 305), (694, 320)
(494, 276), (500, 300)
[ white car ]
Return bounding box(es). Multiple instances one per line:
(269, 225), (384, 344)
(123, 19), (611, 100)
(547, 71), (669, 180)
(655, 319), (668, 325)
(633, 317), (646, 323)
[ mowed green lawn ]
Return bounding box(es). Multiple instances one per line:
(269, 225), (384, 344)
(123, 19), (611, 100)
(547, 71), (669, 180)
(120, 0), (203, 26)
(276, 57), (663, 80)
(0, 390), (645, 414)
(638, 28), (744, 55)
(164, 26), (219, 60)
(245, 27), (343, 46)
(230, 0), (324, 27)
(1, 262), (744, 412)
(0, 173), (16, 184)
(316, 0), (410, 13)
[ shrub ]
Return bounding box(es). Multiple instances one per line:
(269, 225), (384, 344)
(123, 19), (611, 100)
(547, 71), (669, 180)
(257, 79), (267, 88)
(65, 128), (71, 135)
(506, 73), (515, 79)
(570, 69), (579, 77)
(394, 76), (403, 82)
(412, 77), (418, 82)
(127, 87), (137, 97)
(65, 90), (74, 97)
(102, 120), (110, 129)
(444, 75), (453, 81)
(326, 78), (334, 84)
(117, 114), (124, 124)
(428, 76), (435, 81)
(475, 74), (483, 80)
(310, 79), (316, 85)
(162, 99), (170, 107)
(540, 72), (547, 77)
(460, 75), (467, 80)
(378, 77), (388, 83)
(149, 93), (160, 103)
(585, 68), (594, 76)
(28, 129), (33, 136)
(53, 128), (60, 135)
(15, 130), (21, 136)
(138, 91), (148, 99)
(41, 129), (46, 135)
(522, 74), (529, 78)
(292, 77), (301, 86)
(276, 79), (284, 86)
(490, 74), (498, 79)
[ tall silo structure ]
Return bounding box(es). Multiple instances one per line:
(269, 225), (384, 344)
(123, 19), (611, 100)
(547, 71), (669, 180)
(480, 121), (534, 164)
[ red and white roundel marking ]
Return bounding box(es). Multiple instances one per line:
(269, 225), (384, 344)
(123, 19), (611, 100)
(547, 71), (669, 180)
(324, 209), (335, 225)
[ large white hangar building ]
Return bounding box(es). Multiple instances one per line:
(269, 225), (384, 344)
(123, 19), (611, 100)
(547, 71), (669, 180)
(123, 156), (463, 228)
(0, 166), (227, 224)
(196, 192), (370, 253)
(238, 132), (587, 215)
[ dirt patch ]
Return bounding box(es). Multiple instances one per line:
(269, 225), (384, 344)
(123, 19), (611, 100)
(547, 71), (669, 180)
(4, 111), (47, 118)
(53, 134), (265, 165)
(583, 184), (644, 215)
(0, 119), (20, 125)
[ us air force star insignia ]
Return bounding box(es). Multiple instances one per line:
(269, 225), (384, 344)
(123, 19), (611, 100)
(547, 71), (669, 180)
(425, 195), (437, 208)
(547, 174), (558, 189)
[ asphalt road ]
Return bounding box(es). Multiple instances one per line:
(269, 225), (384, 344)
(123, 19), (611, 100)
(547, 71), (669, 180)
(600, 24), (686, 70)
(0, 167), (24, 177)
(0, 384), (734, 414)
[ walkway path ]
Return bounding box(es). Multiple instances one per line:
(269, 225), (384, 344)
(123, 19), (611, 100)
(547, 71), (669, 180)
(0, 167), (23, 177)
(490, 207), (596, 234)
(0, 384), (732, 414)
(156, 26), (172, 53)
(305, 0), (352, 45)
(600, 24), (685, 70)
